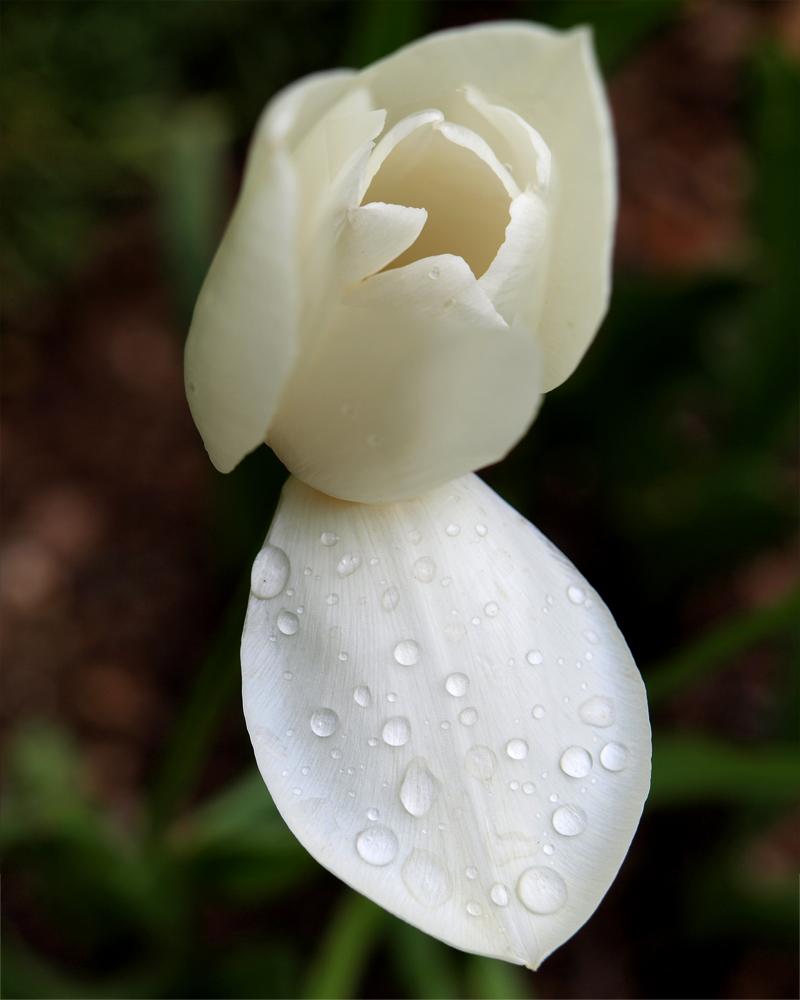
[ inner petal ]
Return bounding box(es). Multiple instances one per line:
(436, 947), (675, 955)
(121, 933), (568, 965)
(362, 122), (511, 278)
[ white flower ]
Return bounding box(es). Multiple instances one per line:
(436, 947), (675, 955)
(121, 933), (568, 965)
(184, 22), (650, 970)
(185, 21), (616, 504)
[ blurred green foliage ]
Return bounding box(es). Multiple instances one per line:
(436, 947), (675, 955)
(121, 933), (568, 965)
(2, 1), (798, 999)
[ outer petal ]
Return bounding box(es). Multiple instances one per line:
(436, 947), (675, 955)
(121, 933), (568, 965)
(242, 474), (651, 968)
(359, 22), (616, 391)
(266, 255), (540, 504)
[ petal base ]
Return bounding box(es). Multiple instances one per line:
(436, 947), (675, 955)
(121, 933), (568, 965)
(242, 474), (650, 967)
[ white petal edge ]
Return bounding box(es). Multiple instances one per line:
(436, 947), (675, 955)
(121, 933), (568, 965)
(242, 473), (651, 968)
(267, 256), (539, 503)
(359, 22), (617, 391)
(337, 202), (428, 288)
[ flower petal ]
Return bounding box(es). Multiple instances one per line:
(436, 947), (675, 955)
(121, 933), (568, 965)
(184, 148), (299, 474)
(337, 202), (428, 288)
(360, 23), (616, 391)
(242, 473), (651, 968)
(267, 256), (539, 503)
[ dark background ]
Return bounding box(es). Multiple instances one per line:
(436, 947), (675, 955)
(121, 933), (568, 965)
(1, 2), (798, 998)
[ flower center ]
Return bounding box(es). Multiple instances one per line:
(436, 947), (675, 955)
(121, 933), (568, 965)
(362, 120), (511, 279)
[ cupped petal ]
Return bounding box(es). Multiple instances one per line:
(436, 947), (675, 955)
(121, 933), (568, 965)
(184, 149), (299, 473)
(337, 202), (428, 288)
(359, 22), (616, 391)
(479, 191), (548, 324)
(242, 473), (651, 968)
(267, 255), (539, 504)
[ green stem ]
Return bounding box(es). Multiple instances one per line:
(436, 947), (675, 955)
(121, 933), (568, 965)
(302, 890), (389, 1000)
(146, 572), (249, 837)
(644, 586), (800, 707)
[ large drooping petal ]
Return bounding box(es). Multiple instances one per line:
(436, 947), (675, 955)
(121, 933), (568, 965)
(266, 255), (540, 504)
(359, 23), (616, 392)
(242, 474), (651, 968)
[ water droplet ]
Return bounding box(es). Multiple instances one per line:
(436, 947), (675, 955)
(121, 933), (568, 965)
(296, 606), (304, 614)
(321, 531), (340, 547)
(585, 598), (594, 608)
(387, 692), (397, 702)
(490, 883), (510, 907)
(585, 651), (594, 661)
(523, 782), (535, 794)
(331, 748), (342, 759)
(471, 617), (481, 625)
(347, 766), (355, 775)
(339, 651), (348, 661)
(292, 787), (302, 796)
(400, 757), (439, 817)
(402, 850), (452, 908)
(526, 650), (543, 665)
(370, 557), (379, 565)
(428, 266), (440, 279)
(516, 867), (568, 914)
(278, 608), (300, 635)
(445, 672), (469, 697)
(546, 594), (554, 605)
(367, 807), (379, 821)
(549, 793), (559, 803)
(354, 685), (372, 708)
(285, 729), (294, 737)
(444, 622), (466, 642)
(310, 708), (339, 737)
(532, 705), (545, 719)
(283, 671), (292, 680)
(441, 577), (452, 587)
(445, 523), (460, 536)
(560, 746), (593, 778)
(600, 742), (630, 771)
(381, 587), (399, 612)
(583, 629), (602, 645)
(578, 696), (616, 728)
(543, 844), (554, 856)
(301, 766), (310, 776)
(466, 745), (497, 780)
(506, 738), (529, 760)
(552, 804), (588, 837)
(440, 720), (451, 730)
(475, 524), (488, 537)
(356, 825), (398, 866)
(394, 639), (421, 666)
(250, 545), (290, 599)
(338, 553), (361, 577)
(281, 769), (289, 776)
(367, 738), (378, 747)
(459, 707), (478, 727)
(382, 716), (411, 746)
(304, 567), (312, 576)
(411, 556), (436, 583)
(581, 682), (588, 690)
(465, 866), (478, 879)
(325, 593), (339, 605)
(484, 602), (499, 617)
(466, 900), (482, 916)
(509, 780), (520, 791)
(567, 585), (586, 604)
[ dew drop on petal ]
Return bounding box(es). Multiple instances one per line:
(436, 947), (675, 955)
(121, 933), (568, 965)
(429, 266), (440, 279)
(394, 639), (421, 666)
(583, 629), (602, 645)
(506, 738), (529, 760)
(523, 782), (535, 794)
(490, 883), (510, 907)
(578, 696), (616, 727)
(367, 807), (379, 821)
(466, 900), (482, 916)
(600, 742), (630, 771)
(411, 556), (436, 583)
(446, 524), (460, 536)
(338, 553), (361, 577)
(408, 530), (422, 544)
(445, 673), (469, 697)
(381, 587), (399, 612)
(559, 746), (593, 778)
(532, 705), (545, 719)
(354, 685), (372, 708)
(459, 707), (478, 727)
(526, 650), (543, 665)
(465, 866), (478, 879)
(567, 585), (586, 604)
(325, 593), (339, 605)
(543, 844), (555, 856)
(552, 804), (588, 837)
(382, 716), (411, 746)
(320, 531), (340, 547)
(402, 850), (452, 908)
(250, 545), (290, 599)
(516, 867), (568, 914)
(400, 758), (438, 817)
(484, 602), (499, 617)
(475, 524), (488, 537)
(356, 825), (398, 866)
(277, 610), (299, 635)
(310, 708), (339, 737)
(466, 745), (496, 780)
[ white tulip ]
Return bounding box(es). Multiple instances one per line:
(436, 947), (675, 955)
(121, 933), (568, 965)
(185, 22), (650, 969)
